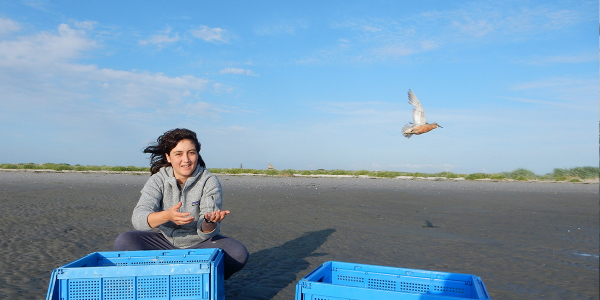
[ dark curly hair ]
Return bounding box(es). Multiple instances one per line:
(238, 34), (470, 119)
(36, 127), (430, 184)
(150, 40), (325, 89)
(143, 128), (206, 175)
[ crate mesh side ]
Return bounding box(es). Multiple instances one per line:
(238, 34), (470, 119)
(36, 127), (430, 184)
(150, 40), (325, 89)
(138, 276), (169, 299)
(312, 296), (349, 300)
(97, 257), (130, 267)
(97, 255), (212, 267)
(103, 277), (135, 299)
(183, 259), (209, 263)
(312, 263), (484, 299)
(367, 278), (396, 291)
(432, 282), (472, 298)
(171, 275), (204, 298)
(336, 274), (364, 284)
(163, 259), (186, 264)
(68, 278), (101, 300)
(398, 281), (430, 294)
(131, 261), (157, 266)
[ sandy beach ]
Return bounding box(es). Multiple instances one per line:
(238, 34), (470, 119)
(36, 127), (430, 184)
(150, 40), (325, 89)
(0, 171), (597, 300)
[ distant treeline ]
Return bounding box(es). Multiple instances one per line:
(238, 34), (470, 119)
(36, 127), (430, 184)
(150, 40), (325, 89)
(209, 167), (599, 182)
(1, 163), (598, 182)
(0, 163), (149, 172)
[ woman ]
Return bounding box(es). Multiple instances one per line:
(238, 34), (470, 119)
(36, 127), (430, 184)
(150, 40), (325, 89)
(114, 128), (248, 279)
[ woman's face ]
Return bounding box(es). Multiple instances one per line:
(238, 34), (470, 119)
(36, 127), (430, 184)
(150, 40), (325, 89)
(166, 139), (198, 183)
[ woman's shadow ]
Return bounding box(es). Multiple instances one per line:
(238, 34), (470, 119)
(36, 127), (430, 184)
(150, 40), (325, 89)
(225, 228), (335, 300)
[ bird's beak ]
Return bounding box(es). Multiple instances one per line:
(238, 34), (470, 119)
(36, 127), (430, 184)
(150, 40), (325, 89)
(438, 125), (443, 128)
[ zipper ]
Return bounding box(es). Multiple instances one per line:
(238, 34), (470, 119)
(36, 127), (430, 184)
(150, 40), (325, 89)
(177, 189), (183, 229)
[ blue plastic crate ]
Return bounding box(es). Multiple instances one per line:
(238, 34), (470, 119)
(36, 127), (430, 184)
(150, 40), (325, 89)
(295, 261), (491, 300)
(46, 248), (224, 300)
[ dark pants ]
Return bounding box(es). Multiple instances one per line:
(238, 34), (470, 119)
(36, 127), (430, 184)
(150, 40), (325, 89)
(114, 231), (248, 279)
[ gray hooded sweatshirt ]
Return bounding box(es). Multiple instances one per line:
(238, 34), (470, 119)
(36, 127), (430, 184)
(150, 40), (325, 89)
(132, 166), (222, 248)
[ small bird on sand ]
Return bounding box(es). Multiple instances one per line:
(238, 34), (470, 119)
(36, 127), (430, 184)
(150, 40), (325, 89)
(402, 89), (442, 138)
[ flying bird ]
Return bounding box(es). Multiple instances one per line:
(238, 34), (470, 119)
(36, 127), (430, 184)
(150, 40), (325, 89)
(402, 89), (442, 138)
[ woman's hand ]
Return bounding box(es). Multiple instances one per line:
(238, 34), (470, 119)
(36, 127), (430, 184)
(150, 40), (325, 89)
(147, 201), (194, 228)
(204, 209), (230, 223)
(167, 202), (195, 225)
(201, 209), (230, 233)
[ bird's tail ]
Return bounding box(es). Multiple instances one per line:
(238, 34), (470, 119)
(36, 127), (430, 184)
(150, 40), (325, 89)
(402, 123), (413, 139)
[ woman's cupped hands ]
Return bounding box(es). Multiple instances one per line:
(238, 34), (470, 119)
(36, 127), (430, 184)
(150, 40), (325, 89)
(166, 202), (230, 225)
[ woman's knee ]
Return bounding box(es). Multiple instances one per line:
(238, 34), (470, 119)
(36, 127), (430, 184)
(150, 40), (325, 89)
(208, 236), (249, 278)
(222, 244), (248, 279)
(218, 237), (249, 265)
(113, 231), (140, 251)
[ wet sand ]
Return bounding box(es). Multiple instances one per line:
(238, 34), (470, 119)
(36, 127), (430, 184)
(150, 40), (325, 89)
(0, 171), (598, 300)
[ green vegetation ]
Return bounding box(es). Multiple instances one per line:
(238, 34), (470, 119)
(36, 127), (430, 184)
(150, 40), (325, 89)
(465, 173), (489, 180)
(0, 163), (597, 182)
(550, 167), (599, 180)
(0, 163), (149, 172)
(504, 168), (537, 181)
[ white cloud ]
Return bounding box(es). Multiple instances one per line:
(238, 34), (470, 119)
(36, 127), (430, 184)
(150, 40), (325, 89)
(420, 3), (589, 40)
(190, 25), (229, 43)
(254, 20), (308, 36)
(311, 101), (407, 130)
(219, 67), (258, 76)
(511, 77), (596, 94)
(319, 101), (391, 116)
(313, 2), (595, 63)
(228, 126), (249, 131)
(73, 20), (97, 30)
(511, 77), (583, 91)
(361, 25), (382, 33)
(501, 96), (581, 109)
(0, 23), (228, 123)
(536, 7), (581, 30)
(139, 26), (180, 49)
(182, 101), (222, 118)
(371, 45), (417, 58)
(0, 17), (21, 35)
(506, 77), (596, 109)
(21, 0), (51, 12)
(522, 53), (598, 65)
(213, 83), (234, 94)
(451, 17), (493, 38)
(0, 23), (96, 65)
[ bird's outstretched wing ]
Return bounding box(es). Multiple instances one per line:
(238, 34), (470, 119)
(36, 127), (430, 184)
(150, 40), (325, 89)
(408, 89), (427, 126)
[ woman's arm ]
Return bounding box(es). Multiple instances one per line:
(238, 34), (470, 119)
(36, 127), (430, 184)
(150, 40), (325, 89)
(132, 177), (163, 231)
(148, 201), (195, 228)
(197, 175), (227, 233)
(133, 175), (193, 230)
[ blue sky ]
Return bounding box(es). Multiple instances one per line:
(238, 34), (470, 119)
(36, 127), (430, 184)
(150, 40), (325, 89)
(0, 0), (597, 174)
